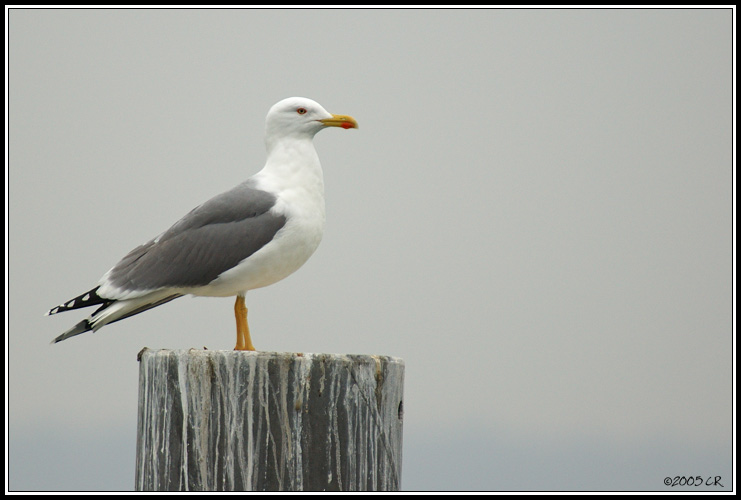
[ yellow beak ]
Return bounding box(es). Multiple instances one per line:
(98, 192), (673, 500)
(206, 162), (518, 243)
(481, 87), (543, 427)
(319, 114), (358, 130)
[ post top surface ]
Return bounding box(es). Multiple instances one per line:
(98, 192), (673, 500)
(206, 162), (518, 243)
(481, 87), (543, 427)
(136, 347), (404, 366)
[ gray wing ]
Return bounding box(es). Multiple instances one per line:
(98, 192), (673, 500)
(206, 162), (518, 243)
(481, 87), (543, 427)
(105, 180), (287, 292)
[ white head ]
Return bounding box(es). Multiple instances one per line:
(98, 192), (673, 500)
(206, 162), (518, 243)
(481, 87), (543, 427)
(265, 97), (358, 146)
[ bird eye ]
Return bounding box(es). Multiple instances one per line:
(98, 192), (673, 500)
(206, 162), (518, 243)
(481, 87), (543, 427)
(296, 108), (307, 115)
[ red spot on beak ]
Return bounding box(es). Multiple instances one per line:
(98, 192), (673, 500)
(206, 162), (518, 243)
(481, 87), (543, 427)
(341, 122), (353, 129)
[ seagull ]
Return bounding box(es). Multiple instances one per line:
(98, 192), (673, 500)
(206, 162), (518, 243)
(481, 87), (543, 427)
(46, 97), (358, 350)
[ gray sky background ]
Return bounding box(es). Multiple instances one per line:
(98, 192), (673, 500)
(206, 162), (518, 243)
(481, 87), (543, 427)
(7, 8), (734, 492)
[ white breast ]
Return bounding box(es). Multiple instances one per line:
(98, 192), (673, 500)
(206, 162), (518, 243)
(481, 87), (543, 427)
(190, 139), (326, 297)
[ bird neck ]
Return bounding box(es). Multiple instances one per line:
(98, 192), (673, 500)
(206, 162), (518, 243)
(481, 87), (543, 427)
(260, 137), (325, 194)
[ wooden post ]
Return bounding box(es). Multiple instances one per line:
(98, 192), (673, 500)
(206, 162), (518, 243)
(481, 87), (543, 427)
(134, 349), (405, 491)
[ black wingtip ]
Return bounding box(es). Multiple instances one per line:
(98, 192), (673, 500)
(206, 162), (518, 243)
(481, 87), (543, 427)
(47, 286), (109, 316)
(51, 319), (92, 344)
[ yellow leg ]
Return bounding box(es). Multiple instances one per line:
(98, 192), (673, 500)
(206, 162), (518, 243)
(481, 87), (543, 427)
(234, 295), (255, 351)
